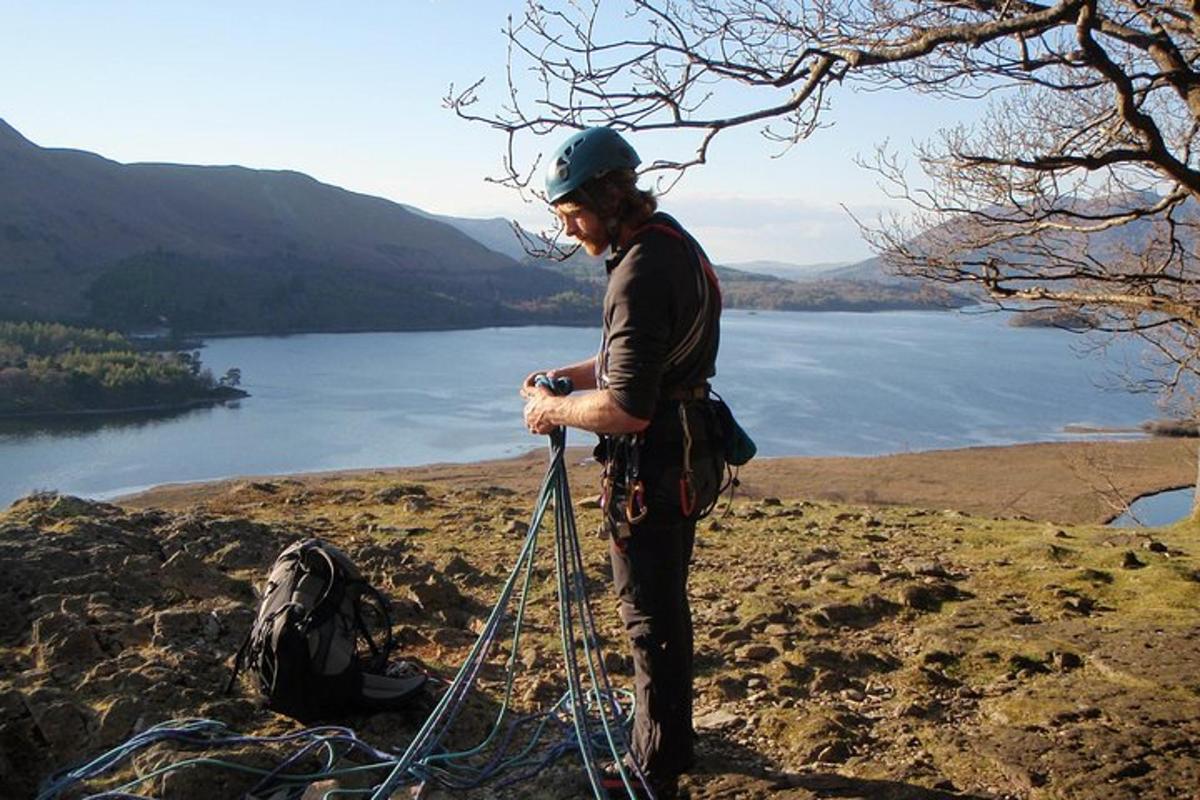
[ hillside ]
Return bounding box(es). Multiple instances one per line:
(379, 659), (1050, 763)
(724, 259), (848, 282)
(0, 120), (584, 333)
(399, 210), (971, 312)
(856, 191), (1197, 293)
(401, 205), (534, 263)
(3, 439), (1198, 799)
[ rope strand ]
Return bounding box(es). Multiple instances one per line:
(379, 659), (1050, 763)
(40, 393), (649, 800)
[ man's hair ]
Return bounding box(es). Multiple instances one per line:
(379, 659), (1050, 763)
(557, 168), (657, 236)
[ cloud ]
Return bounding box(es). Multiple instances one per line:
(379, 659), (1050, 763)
(662, 194), (898, 265)
(458, 192), (905, 266)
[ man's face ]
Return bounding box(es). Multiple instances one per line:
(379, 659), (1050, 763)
(554, 202), (609, 257)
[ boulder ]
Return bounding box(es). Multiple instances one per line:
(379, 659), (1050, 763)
(152, 609), (211, 649)
(211, 540), (270, 570)
(899, 584), (942, 612)
(406, 574), (466, 612)
(694, 708), (743, 731)
(440, 554), (474, 577)
(31, 611), (78, 646)
(402, 496), (433, 513)
(502, 519), (529, 537)
(160, 552), (246, 600)
(522, 677), (559, 705)
(715, 627), (753, 645)
(811, 594), (898, 628)
(29, 700), (92, 751)
(811, 740), (852, 764)
(97, 696), (143, 746)
(1122, 551), (1146, 570)
(603, 650), (631, 675)
(45, 494), (109, 520)
(900, 557), (951, 578)
(35, 620), (105, 674)
(735, 644), (780, 662)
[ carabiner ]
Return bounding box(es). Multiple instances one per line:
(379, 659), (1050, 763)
(626, 480), (649, 524)
(679, 474), (697, 517)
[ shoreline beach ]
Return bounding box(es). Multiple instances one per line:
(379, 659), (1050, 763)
(119, 437), (1198, 525)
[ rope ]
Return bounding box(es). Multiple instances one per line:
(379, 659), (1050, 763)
(370, 374), (652, 798)
(40, 378), (651, 799)
(37, 718), (399, 800)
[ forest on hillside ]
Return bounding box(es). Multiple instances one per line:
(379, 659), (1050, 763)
(0, 322), (245, 416)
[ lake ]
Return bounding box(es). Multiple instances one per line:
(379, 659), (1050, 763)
(1111, 487), (1195, 528)
(0, 309), (1168, 508)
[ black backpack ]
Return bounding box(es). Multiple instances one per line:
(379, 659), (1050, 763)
(227, 538), (426, 722)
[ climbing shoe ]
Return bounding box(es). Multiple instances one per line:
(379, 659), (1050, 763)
(600, 763), (679, 799)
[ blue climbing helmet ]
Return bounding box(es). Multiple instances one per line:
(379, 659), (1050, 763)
(545, 127), (641, 204)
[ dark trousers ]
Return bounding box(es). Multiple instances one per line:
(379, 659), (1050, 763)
(609, 517), (696, 785)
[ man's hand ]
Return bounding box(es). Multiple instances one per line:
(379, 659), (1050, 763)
(522, 389), (558, 435)
(522, 369), (557, 393)
(518, 362), (648, 436)
(522, 358), (598, 394)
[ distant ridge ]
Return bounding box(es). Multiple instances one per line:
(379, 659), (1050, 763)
(0, 120), (586, 333)
(721, 259), (848, 282)
(412, 205), (970, 312)
(0, 119), (35, 148)
(402, 206), (534, 263)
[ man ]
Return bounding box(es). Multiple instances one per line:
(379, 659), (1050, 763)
(521, 127), (723, 799)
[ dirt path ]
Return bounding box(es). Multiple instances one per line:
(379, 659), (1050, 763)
(123, 437), (1198, 525)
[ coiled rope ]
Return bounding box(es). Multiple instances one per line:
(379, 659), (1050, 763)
(39, 376), (652, 800)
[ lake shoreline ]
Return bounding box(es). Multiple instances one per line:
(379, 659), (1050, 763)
(5, 310), (1175, 511)
(118, 436), (1198, 526)
(0, 388), (248, 422)
(160, 300), (962, 341)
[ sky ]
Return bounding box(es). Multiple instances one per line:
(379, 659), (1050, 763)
(0, 1), (979, 266)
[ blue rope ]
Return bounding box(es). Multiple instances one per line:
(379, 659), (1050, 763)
(37, 719), (398, 800)
(41, 378), (652, 799)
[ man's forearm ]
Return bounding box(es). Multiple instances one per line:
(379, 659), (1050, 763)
(545, 389), (647, 434)
(552, 358), (598, 391)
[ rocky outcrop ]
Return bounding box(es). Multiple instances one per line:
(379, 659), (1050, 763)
(3, 479), (1199, 800)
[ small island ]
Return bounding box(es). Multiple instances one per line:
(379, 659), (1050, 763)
(0, 322), (246, 418)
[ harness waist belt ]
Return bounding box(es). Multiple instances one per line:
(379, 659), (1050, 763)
(665, 384), (710, 401)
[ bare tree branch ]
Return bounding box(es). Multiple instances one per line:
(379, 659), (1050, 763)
(450, 0), (1200, 461)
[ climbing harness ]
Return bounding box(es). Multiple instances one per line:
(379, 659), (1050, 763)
(40, 376), (653, 800)
(593, 212), (726, 528)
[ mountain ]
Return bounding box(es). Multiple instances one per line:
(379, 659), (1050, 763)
(409, 206), (966, 312)
(818, 255), (911, 285)
(401, 206), (535, 263)
(839, 191), (1195, 286)
(721, 259), (848, 282)
(404, 212), (855, 284)
(0, 120), (585, 333)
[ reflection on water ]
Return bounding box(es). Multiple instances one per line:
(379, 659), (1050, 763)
(0, 404), (232, 441)
(0, 310), (1168, 507)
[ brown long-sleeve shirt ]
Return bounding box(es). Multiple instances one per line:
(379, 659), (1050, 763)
(598, 213), (721, 420)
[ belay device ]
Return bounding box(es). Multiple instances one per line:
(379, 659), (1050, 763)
(369, 374), (656, 799)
